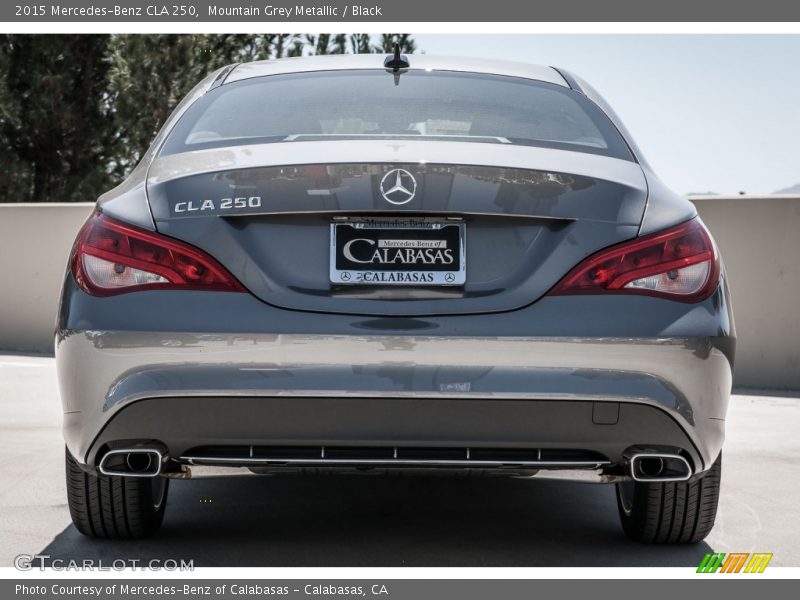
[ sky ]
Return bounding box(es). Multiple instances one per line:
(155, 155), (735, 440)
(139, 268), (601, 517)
(413, 35), (800, 195)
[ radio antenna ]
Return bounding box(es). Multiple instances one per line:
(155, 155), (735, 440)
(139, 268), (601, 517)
(384, 43), (410, 85)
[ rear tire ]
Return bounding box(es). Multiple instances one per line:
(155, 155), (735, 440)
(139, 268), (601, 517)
(65, 447), (168, 539)
(616, 453), (721, 544)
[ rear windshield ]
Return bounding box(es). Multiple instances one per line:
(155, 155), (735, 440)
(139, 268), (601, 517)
(160, 70), (633, 160)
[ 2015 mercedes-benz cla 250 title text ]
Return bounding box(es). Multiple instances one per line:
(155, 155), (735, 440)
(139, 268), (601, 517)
(57, 51), (734, 543)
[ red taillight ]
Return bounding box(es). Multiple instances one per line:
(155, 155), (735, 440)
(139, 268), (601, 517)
(548, 218), (719, 303)
(71, 212), (245, 296)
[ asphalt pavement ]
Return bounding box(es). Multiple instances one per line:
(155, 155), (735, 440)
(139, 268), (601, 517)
(1, 353), (798, 567)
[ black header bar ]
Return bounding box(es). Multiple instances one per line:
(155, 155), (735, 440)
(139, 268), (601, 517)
(4, 0), (800, 22)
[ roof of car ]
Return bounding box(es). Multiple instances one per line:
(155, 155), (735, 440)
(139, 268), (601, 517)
(223, 54), (570, 88)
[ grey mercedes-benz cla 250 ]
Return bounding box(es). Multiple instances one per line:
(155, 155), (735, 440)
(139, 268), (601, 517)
(57, 52), (734, 543)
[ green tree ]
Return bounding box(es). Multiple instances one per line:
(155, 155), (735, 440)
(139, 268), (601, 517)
(350, 34), (372, 54)
(0, 33), (418, 203)
(376, 34), (417, 53)
(106, 34), (282, 175)
(300, 34), (348, 55)
(0, 35), (113, 202)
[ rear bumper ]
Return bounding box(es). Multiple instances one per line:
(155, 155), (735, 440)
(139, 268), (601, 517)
(58, 330), (731, 474)
(57, 273), (734, 477)
(85, 395), (715, 476)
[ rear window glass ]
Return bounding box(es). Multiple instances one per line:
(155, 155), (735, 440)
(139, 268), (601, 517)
(160, 70), (633, 160)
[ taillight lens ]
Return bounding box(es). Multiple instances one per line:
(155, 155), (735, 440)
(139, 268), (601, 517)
(71, 212), (245, 296)
(548, 218), (719, 302)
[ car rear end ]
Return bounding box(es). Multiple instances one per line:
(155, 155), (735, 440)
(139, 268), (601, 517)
(56, 55), (734, 542)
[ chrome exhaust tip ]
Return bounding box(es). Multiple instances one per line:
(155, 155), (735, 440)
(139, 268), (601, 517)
(99, 449), (163, 478)
(629, 453), (692, 482)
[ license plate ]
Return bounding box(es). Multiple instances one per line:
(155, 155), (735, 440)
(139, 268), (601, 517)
(330, 218), (466, 286)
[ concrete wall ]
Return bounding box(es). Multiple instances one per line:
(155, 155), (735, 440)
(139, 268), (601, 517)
(0, 197), (798, 389)
(692, 195), (800, 390)
(0, 203), (94, 354)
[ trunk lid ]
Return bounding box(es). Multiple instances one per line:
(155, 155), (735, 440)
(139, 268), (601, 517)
(146, 141), (647, 316)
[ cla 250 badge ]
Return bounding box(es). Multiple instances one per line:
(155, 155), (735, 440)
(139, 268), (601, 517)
(173, 196), (262, 215)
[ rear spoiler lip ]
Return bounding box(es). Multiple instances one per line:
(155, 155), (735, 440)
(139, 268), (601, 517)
(215, 210), (577, 223)
(147, 139), (647, 192)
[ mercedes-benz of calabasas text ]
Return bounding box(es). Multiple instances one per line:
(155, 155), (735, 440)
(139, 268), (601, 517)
(57, 52), (734, 543)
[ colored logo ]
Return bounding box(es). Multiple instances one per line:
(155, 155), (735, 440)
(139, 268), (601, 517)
(697, 552), (773, 573)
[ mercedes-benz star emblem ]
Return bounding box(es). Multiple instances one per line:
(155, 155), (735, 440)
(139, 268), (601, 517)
(380, 169), (417, 205)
